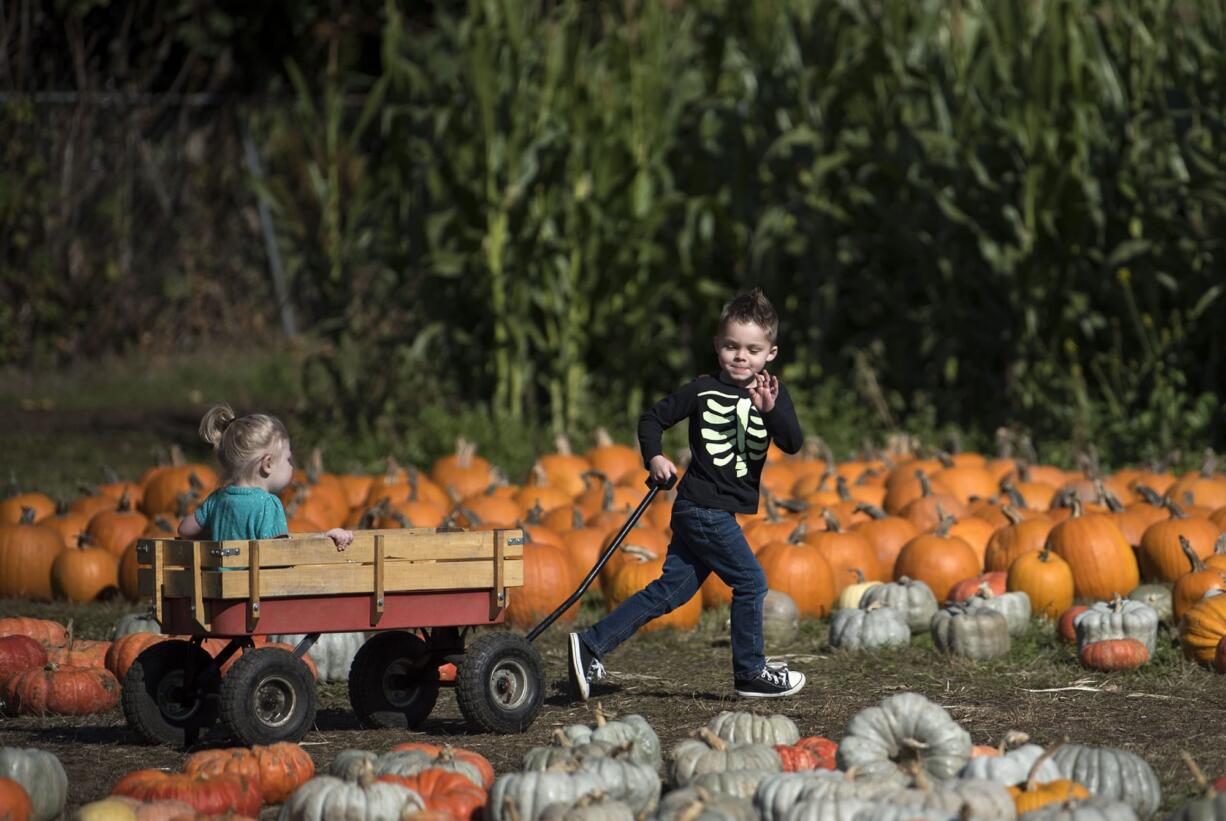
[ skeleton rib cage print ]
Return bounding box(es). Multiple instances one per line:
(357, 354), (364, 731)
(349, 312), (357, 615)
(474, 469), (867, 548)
(698, 390), (770, 478)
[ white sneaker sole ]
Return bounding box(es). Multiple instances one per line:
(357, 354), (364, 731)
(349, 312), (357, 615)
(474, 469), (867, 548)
(568, 633), (590, 702)
(735, 671), (806, 698)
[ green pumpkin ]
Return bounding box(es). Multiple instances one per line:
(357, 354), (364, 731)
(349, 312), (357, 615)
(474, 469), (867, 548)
(277, 769), (424, 821)
(931, 603), (1011, 660)
(654, 786), (758, 821)
(837, 692), (972, 781)
(964, 588), (1032, 636)
(538, 792), (636, 821)
(1051, 744), (1161, 818)
(860, 577), (939, 633)
(488, 771), (604, 821)
(109, 612), (162, 640)
(1168, 791), (1226, 821)
(1127, 584), (1173, 622)
(1073, 598), (1159, 656)
(0, 746), (68, 821)
(828, 603), (910, 650)
(269, 631), (368, 682)
(573, 756), (660, 815)
(560, 705), (662, 769)
(706, 710), (800, 746)
(523, 730), (621, 771)
(688, 769), (775, 801)
(762, 589), (801, 646)
(669, 729), (781, 789)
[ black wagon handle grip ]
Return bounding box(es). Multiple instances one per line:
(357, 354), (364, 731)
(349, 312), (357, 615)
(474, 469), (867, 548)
(524, 473), (675, 642)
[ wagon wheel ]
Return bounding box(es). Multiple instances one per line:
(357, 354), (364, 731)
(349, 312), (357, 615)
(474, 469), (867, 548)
(347, 631), (440, 729)
(219, 647), (317, 745)
(122, 640), (221, 747)
(455, 632), (543, 734)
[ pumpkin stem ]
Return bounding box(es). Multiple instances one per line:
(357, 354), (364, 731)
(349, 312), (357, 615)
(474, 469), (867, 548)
(1164, 498), (1188, 520)
(19, 506), (36, 524)
(696, 727), (727, 751)
(916, 471), (932, 498)
(554, 433), (573, 456)
(975, 581), (996, 600)
(1024, 739), (1067, 792)
(593, 702), (608, 727)
(1214, 533), (1226, 557)
(169, 444), (186, 467)
(502, 796), (521, 821)
(1069, 497), (1083, 519)
(851, 568), (866, 585)
(1095, 480), (1123, 513)
(787, 522), (808, 544)
(1179, 750), (1211, 793)
(854, 503), (888, 520)
(1001, 505), (1024, 526)
(621, 545), (658, 564)
(551, 728), (573, 747)
(836, 476), (852, 502)
(1180, 536), (1206, 573)
(997, 730), (1030, 755)
(820, 509), (842, 534)
(1201, 448), (1218, 479)
(933, 512), (955, 538)
(675, 801), (705, 821)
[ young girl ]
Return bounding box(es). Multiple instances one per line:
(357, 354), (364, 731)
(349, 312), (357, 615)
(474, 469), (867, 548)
(177, 404), (354, 550)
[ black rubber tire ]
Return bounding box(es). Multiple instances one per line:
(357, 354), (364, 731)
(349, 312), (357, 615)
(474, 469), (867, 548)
(347, 631), (439, 729)
(121, 640), (221, 747)
(455, 632), (543, 734)
(219, 647), (317, 745)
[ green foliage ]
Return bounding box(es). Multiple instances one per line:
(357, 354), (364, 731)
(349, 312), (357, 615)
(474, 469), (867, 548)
(4, 0), (1225, 467)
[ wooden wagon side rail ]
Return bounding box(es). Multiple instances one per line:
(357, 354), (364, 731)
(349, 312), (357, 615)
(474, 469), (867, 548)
(136, 527), (524, 633)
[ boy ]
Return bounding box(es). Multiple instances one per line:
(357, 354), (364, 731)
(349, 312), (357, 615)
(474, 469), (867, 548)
(568, 288), (805, 700)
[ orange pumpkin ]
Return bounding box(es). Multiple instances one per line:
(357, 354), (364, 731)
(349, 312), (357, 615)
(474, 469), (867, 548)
(0, 617), (68, 647)
(376, 770), (487, 819)
(3, 663), (120, 715)
(597, 526), (670, 593)
(51, 539), (119, 603)
(933, 457), (998, 505)
(1045, 500), (1139, 601)
(110, 770), (263, 818)
(1078, 637), (1150, 671)
(756, 529), (837, 619)
(1058, 605), (1089, 642)
(1179, 593), (1226, 665)
(1007, 547), (1074, 619)
(583, 428), (640, 484)
(185, 742), (315, 804)
(1172, 536), (1226, 622)
(141, 464), (216, 517)
(947, 571), (1006, 603)
(0, 493), (55, 524)
(388, 743), (495, 789)
(453, 492), (521, 530)
(603, 545), (701, 631)
(850, 505), (918, 579)
(529, 436), (593, 498)
(43, 511), (92, 552)
(892, 517), (979, 603)
(804, 511), (885, 590)
(899, 473), (968, 531)
(984, 508), (1053, 572)
(430, 438), (494, 500)
(0, 509), (63, 600)
(1137, 502), (1222, 583)
(0, 777), (33, 821)
(506, 541), (578, 629)
(0, 635), (48, 688)
(105, 632), (171, 683)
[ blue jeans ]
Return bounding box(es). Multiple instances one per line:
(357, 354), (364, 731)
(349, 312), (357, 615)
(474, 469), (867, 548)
(578, 497), (768, 680)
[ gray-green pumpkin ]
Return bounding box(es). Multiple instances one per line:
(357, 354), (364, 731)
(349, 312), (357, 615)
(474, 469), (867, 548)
(1127, 584), (1173, 622)
(328, 748), (484, 789)
(931, 603), (1011, 659)
(561, 705), (662, 769)
(1073, 598), (1159, 656)
(539, 792), (636, 821)
(523, 729), (623, 771)
(689, 769), (776, 800)
(763, 589), (802, 646)
(269, 631), (368, 682)
(488, 770), (605, 821)
(964, 587), (1032, 636)
(707, 710), (800, 746)
(669, 728), (782, 788)
(882, 777), (1016, 819)
(1168, 791), (1226, 821)
(959, 743), (1063, 786)
(829, 602), (910, 650)
(573, 756), (660, 815)
(655, 785), (758, 821)
(754, 771), (907, 821)
(1051, 744), (1161, 818)
(277, 767), (424, 821)
(1018, 797), (1138, 821)
(860, 577), (939, 633)
(0, 746), (68, 821)
(836, 692), (972, 781)
(110, 611), (162, 640)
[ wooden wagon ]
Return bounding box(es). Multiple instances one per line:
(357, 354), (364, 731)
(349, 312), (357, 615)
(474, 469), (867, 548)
(124, 527), (541, 747)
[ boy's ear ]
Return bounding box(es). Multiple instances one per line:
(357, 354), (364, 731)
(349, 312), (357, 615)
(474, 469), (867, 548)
(765, 345), (779, 363)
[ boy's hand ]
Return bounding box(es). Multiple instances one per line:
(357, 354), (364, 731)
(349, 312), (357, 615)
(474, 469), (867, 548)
(326, 528), (354, 551)
(648, 454), (677, 486)
(748, 371), (779, 413)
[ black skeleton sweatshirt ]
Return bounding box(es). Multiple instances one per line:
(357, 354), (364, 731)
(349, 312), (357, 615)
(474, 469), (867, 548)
(637, 373), (803, 514)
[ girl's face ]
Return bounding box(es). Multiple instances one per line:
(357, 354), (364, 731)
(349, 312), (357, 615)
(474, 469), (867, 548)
(262, 439), (295, 493)
(715, 320), (777, 387)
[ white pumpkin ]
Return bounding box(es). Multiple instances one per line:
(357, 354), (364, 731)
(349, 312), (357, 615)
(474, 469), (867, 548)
(269, 632), (369, 682)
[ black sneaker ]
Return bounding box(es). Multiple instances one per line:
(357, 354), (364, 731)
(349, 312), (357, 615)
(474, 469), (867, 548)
(567, 633), (605, 701)
(735, 663), (805, 698)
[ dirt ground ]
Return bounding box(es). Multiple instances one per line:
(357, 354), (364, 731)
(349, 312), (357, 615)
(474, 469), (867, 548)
(3, 602), (1225, 817)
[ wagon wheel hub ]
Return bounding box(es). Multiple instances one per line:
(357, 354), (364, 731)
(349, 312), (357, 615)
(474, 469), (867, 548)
(252, 675), (297, 728)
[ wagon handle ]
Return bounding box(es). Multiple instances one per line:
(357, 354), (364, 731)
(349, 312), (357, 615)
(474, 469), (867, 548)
(525, 473), (676, 642)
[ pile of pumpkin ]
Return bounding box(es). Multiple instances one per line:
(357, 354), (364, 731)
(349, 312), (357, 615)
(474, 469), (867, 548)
(8, 688), (1221, 820)
(0, 612), (366, 718)
(4, 433), (1226, 665)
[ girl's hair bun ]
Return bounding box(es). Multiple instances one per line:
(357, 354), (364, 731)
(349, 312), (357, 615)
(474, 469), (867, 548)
(199, 403), (237, 449)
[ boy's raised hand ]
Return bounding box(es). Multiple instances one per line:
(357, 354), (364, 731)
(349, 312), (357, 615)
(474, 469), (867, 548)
(748, 371), (779, 413)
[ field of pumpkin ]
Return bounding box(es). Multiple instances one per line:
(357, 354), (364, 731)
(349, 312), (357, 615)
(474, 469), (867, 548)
(3, 432), (1226, 818)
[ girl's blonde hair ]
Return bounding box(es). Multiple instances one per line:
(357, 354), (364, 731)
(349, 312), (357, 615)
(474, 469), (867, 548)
(199, 403), (290, 483)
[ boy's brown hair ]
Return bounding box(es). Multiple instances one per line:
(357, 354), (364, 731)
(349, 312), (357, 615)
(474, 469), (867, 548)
(717, 287), (779, 342)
